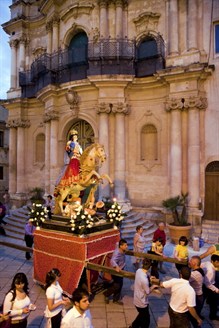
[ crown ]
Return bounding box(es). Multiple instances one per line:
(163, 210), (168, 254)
(69, 129), (78, 135)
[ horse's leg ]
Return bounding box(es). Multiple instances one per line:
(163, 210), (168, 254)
(99, 174), (114, 186)
(80, 170), (101, 185)
(58, 188), (69, 214)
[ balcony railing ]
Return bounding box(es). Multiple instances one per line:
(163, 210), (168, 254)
(19, 38), (165, 98)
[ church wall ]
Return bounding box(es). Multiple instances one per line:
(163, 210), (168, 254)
(2, 0), (219, 219)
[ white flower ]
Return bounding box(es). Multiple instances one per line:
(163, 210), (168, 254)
(81, 215), (85, 219)
(112, 205), (115, 209)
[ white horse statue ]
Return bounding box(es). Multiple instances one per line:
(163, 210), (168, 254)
(54, 143), (113, 214)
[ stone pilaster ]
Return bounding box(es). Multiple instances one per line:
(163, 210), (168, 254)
(115, 0), (123, 38)
(99, 1), (108, 38)
(18, 35), (27, 72)
(112, 102), (129, 201)
(187, 96), (207, 208)
(9, 40), (18, 89)
(52, 15), (60, 52)
(188, 0), (198, 51)
(46, 21), (53, 54)
(169, 0), (179, 55)
(97, 102), (111, 199)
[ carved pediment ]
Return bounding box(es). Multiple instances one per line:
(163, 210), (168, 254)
(32, 47), (46, 59)
(133, 12), (160, 34)
(61, 3), (94, 22)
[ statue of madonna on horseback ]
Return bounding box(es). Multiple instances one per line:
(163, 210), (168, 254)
(54, 129), (112, 215)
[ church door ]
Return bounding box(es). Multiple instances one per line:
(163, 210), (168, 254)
(204, 161), (219, 221)
(68, 120), (95, 150)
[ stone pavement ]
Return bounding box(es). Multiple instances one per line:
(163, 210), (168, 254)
(0, 239), (219, 328)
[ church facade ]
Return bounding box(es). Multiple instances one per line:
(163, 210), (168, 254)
(2, 0), (219, 226)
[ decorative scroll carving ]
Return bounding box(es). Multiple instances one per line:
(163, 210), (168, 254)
(43, 110), (59, 123)
(133, 12), (161, 34)
(9, 39), (19, 48)
(65, 89), (80, 116)
(46, 20), (53, 32)
(61, 3), (94, 21)
(19, 35), (27, 45)
(97, 102), (111, 114)
(32, 47), (46, 58)
(112, 102), (130, 114)
(91, 27), (100, 42)
(165, 96), (208, 112)
(6, 119), (30, 128)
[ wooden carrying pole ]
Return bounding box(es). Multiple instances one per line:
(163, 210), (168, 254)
(125, 250), (188, 265)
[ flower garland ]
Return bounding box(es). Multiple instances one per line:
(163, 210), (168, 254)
(28, 203), (48, 227)
(106, 200), (125, 227)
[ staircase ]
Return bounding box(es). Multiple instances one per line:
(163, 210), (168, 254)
(201, 220), (219, 244)
(0, 207), (29, 246)
(120, 207), (164, 250)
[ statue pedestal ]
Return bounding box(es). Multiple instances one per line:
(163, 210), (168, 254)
(33, 228), (120, 293)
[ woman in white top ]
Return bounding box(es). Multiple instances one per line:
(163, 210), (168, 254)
(3, 272), (31, 328)
(45, 268), (70, 328)
(133, 225), (146, 270)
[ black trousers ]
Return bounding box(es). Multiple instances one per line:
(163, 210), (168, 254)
(51, 310), (62, 328)
(189, 294), (204, 327)
(103, 275), (123, 301)
(132, 305), (150, 328)
(168, 305), (190, 328)
(24, 235), (33, 259)
(203, 284), (219, 317)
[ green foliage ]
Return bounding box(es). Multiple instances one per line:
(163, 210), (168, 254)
(30, 187), (45, 204)
(162, 192), (189, 226)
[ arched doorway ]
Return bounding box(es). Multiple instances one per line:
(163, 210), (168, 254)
(67, 120), (95, 151)
(204, 161), (219, 220)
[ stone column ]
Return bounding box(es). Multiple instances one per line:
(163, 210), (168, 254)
(166, 98), (183, 196)
(9, 40), (18, 89)
(108, 2), (115, 39)
(46, 21), (53, 54)
(169, 0), (179, 55)
(52, 16), (59, 52)
(188, 0), (198, 51)
(49, 111), (59, 187)
(187, 96), (207, 208)
(99, 0), (108, 38)
(16, 119), (30, 194)
(19, 36), (26, 72)
(115, 0), (123, 38)
(6, 122), (17, 194)
(97, 103), (111, 199)
(112, 102), (129, 201)
(44, 118), (51, 194)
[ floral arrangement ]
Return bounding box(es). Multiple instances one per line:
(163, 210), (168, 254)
(106, 199), (125, 227)
(70, 205), (96, 235)
(28, 203), (48, 227)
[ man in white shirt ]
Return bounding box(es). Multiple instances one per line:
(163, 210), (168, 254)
(201, 254), (219, 321)
(61, 288), (93, 328)
(160, 266), (202, 328)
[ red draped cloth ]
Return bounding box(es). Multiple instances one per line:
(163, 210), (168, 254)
(60, 158), (80, 186)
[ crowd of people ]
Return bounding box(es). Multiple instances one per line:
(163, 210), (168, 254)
(1, 216), (219, 328)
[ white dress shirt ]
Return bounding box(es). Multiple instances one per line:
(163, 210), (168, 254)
(61, 306), (93, 328)
(201, 261), (219, 293)
(162, 278), (196, 313)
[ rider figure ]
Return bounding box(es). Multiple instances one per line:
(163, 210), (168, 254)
(60, 129), (83, 186)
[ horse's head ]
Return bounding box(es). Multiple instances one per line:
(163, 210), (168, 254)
(95, 144), (107, 163)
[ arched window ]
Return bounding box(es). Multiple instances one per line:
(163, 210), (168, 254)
(141, 124), (158, 161)
(135, 35), (165, 77)
(35, 133), (45, 163)
(69, 32), (88, 65)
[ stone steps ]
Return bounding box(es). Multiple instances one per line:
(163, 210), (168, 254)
(120, 208), (164, 249)
(201, 220), (219, 244)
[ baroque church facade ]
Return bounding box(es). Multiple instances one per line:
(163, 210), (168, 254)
(2, 0), (219, 229)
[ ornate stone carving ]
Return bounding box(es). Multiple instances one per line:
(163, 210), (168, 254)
(61, 3), (94, 21)
(43, 110), (59, 123)
(112, 102), (129, 114)
(32, 47), (46, 58)
(133, 12), (161, 34)
(97, 102), (111, 114)
(46, 20), (53, 32)
(65, 89), (80, 116)
(6, 119), (30, 128)
(91, 27), (100, 42)
(9, 39), (19, 48)
(165, 96), (208, 112)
